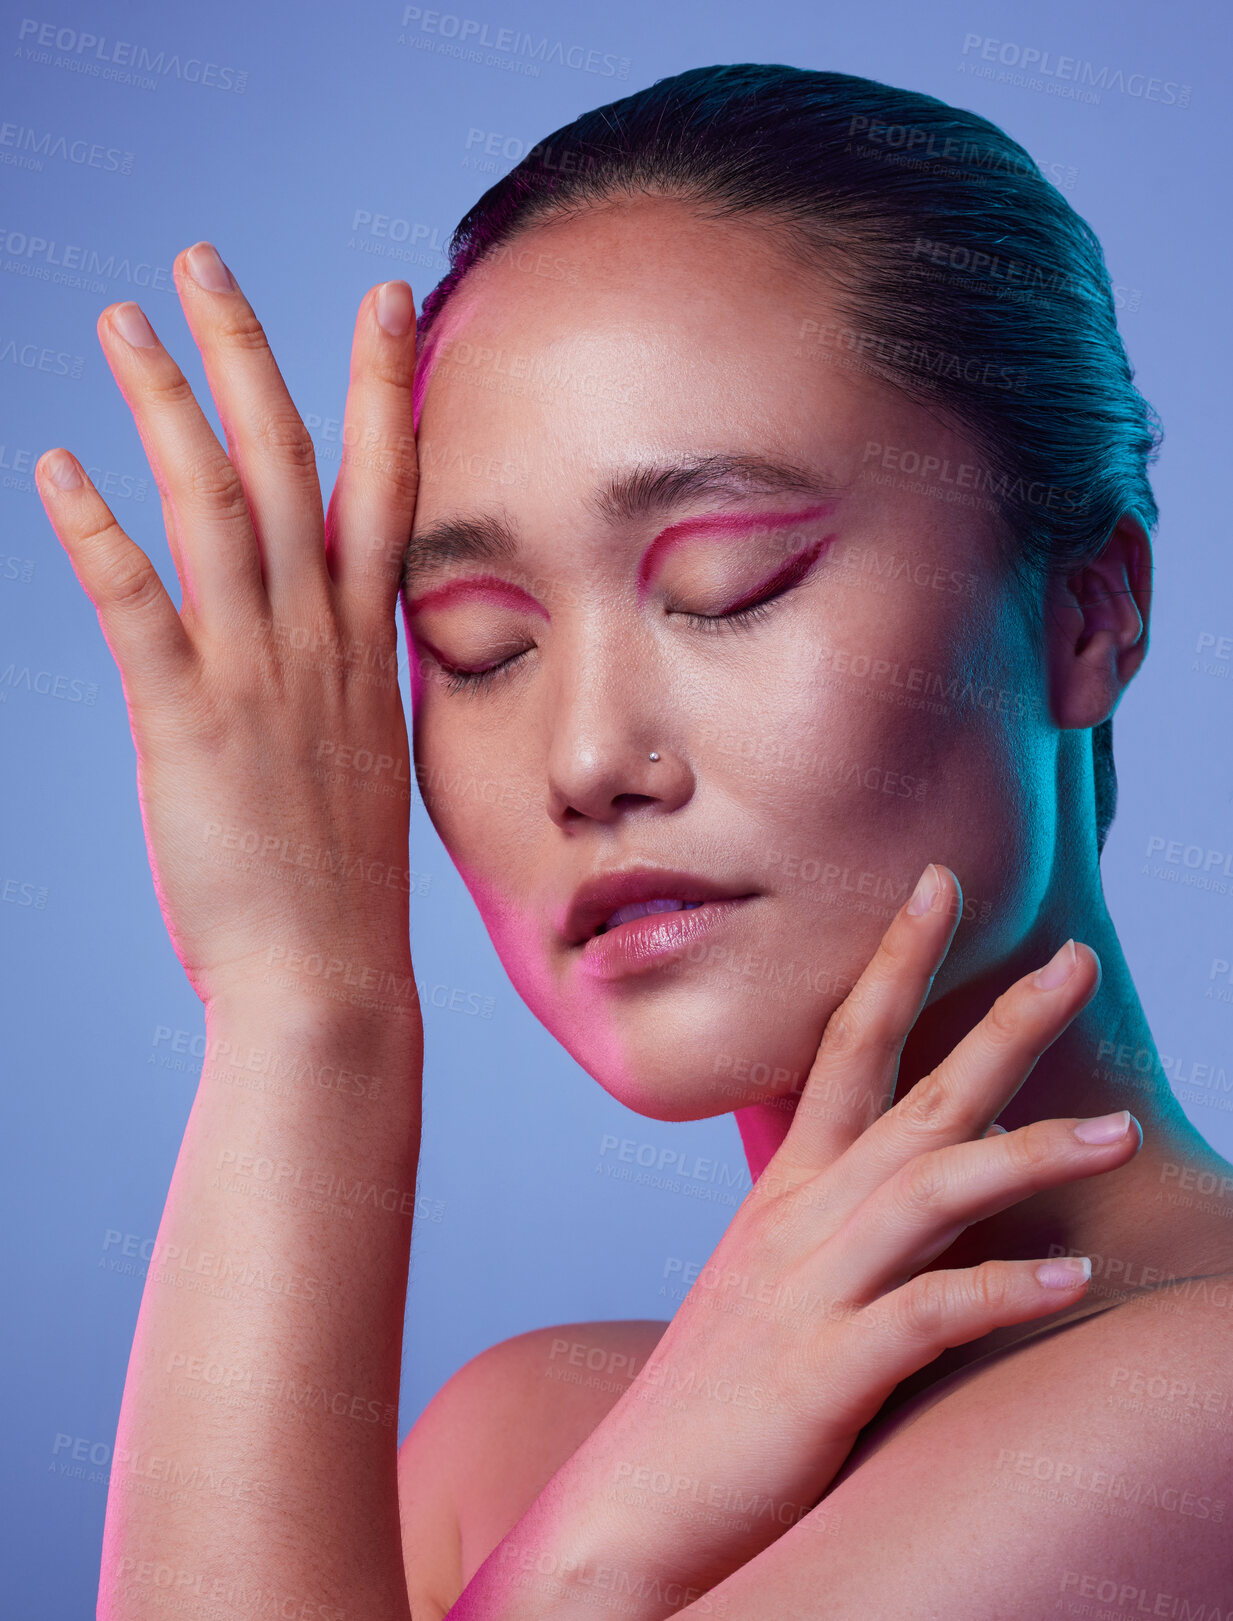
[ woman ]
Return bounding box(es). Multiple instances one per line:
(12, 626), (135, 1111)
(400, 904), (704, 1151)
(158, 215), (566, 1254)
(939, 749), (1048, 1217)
(39, 63), (1232, 1618)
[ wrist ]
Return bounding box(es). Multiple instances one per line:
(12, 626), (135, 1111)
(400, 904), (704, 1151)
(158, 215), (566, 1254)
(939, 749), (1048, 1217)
(201, 961), (423, 1098)
(203, 938), (421, 1027)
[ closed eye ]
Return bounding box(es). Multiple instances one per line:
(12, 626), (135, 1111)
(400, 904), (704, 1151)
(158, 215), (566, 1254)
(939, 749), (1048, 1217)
(675, 589), (786, 634)
(673, 532), (830, 632)
(432, 533), (831, 695)
(434, 643), (534, 697)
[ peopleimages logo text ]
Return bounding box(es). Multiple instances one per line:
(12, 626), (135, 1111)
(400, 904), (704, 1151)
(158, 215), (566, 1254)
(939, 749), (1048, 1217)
(960, 34), (1191, 106)
(16, 19), (248, 91)
(399, 8), (630, 78)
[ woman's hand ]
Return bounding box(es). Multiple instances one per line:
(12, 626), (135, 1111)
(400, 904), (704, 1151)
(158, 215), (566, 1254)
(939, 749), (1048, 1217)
(35, 244), (421, 1015)
(43, 247), (429, 1618)
(454, 863), (1140, 1617)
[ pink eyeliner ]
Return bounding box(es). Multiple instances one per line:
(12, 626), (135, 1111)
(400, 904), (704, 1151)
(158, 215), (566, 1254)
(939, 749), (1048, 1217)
(403, 573), (550, 619)
(405, 499), (842, 619)
(635, 499), (841, 604)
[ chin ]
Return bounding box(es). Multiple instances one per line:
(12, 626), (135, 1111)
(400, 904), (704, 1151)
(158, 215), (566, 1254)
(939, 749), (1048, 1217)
(560, 987), (830, 1124)
(487, 910), (854, 1121)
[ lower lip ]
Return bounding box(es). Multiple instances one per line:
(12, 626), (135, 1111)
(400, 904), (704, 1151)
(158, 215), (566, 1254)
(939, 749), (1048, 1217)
(576, 896), (756, 981)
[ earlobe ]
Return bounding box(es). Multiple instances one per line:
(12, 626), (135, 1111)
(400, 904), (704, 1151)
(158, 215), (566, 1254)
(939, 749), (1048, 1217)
(1046, 512), (1153, 731)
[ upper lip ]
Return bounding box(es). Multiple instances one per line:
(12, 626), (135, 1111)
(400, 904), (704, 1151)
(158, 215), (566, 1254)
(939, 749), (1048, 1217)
(562, 866), (757, 947)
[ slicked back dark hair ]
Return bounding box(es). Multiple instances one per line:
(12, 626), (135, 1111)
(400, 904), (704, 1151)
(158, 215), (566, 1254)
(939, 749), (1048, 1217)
(416, 63), (1162, 857)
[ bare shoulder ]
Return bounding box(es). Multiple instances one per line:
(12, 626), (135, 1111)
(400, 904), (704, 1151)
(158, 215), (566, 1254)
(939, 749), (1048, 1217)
(716, 1272), (1233, 1618)
(397, 1317), (670, 1618)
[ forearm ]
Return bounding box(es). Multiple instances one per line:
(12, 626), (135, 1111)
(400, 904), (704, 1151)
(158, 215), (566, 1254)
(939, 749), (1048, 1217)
(99, 976), (424, 1620)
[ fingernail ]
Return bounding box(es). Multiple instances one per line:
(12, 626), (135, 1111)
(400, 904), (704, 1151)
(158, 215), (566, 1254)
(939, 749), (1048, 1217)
(1033, 938), (1076, 990)
(907, 863), (940, 916)
(186, 241), (238, 293)
(1073, 1108), (1131, 1144)
(983, 1123), (1007, 1138)
(376, 280), (414, 337)
(112, 302), (157, 348)
(44, 450), (83, 490)
(1035, 1256), (1091, 1289)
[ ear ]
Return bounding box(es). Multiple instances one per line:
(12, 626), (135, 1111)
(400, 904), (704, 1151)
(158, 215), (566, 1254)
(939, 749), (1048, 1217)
(1043, 511), (1153, 730)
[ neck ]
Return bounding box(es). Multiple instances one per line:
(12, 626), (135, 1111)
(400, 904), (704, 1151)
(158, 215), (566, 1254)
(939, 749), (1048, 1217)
(735, 883), (1233, 1305)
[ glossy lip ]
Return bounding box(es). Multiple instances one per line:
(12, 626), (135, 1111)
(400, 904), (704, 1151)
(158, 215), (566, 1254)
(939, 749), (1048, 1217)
(576, 895), (757, 981)
(561, 866), (759, 948)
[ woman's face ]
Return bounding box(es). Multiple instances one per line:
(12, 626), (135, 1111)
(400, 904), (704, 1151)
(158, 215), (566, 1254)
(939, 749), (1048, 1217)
(403, 196), (1058, 1121)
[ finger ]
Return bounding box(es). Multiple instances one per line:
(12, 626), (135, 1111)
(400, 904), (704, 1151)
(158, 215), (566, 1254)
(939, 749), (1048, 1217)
(36, 449), (194, 692)
(821, 937), (1103, 1217)
(772, 862), (963, 1175)
(828, 1255), (1096, 1422)
(173, 242), (328, 616)
(825, 1109), (1141, 1300)
(97, 296), (264, 622)
(323, 280), (419, 612)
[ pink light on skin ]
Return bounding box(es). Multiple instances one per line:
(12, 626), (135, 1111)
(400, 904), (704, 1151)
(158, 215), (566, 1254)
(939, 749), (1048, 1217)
(403, 499), (843, 621)
(634, 499), (841, 607)
(408, 502), (849, 1076)
(403, 574), (550, 620)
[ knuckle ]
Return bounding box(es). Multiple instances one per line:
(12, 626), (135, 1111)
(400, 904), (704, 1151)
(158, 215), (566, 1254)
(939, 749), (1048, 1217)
(873, 923), (914, 975)
(752, 1161), (827, 1213)
(346, 437), (419, 502)
(896, 1152), (947, 1215)
(893, 1262), (1003, 1342)
(212, 305), (271, 353)
(75, 512), (126, 554)
(820, 1005), (863, 1063)
(888, 1275), (946, 1340)
(742, 1188), (798, 1249)
(897, 1068), (955, 1131)
(183, 455), (249, 520)
(378, 450), (420, 504)
(368, 346), (418, 400)
(969, 1261), (1012, 1315)
(983, 987), (1025, 1048)
(139, 368), (198, 412)
(101, 549), (161, 609)
(251, 410), (318, 474)
(1003, 1121), (1055, 1177)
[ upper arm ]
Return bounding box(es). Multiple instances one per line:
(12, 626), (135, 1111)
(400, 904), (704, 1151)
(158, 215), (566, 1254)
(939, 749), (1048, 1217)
(397, 1318), (671, 1615)
(677, 1287), (1233, 1618)
(396, 1370), (465, 1621)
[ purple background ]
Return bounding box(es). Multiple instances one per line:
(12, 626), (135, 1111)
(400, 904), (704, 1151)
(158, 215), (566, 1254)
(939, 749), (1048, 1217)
(2, 1), (1229, 1612)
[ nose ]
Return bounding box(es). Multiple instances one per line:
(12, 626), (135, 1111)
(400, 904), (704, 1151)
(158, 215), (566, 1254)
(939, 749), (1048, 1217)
(544, 630), (694, 827)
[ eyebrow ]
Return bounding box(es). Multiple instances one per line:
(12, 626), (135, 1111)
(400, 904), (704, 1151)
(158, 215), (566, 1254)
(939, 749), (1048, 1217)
(401, 453), (845, 597)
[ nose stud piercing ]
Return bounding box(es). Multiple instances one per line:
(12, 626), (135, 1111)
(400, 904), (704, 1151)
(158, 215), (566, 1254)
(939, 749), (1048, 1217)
(649, 751), (659, 761)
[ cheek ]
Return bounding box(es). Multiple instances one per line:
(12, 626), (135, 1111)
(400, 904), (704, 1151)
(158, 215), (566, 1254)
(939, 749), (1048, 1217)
(698, 660), (938, 902)
(699, 588), (1044, 912)
(688, 610), (945, 809)
(412, 697), (536, 879)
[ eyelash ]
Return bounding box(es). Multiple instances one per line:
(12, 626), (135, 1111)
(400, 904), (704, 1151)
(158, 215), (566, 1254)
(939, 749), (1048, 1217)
(441, 655), (527, 698)
(437, 592), (786, 696)
(436, 542), (823, 696)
